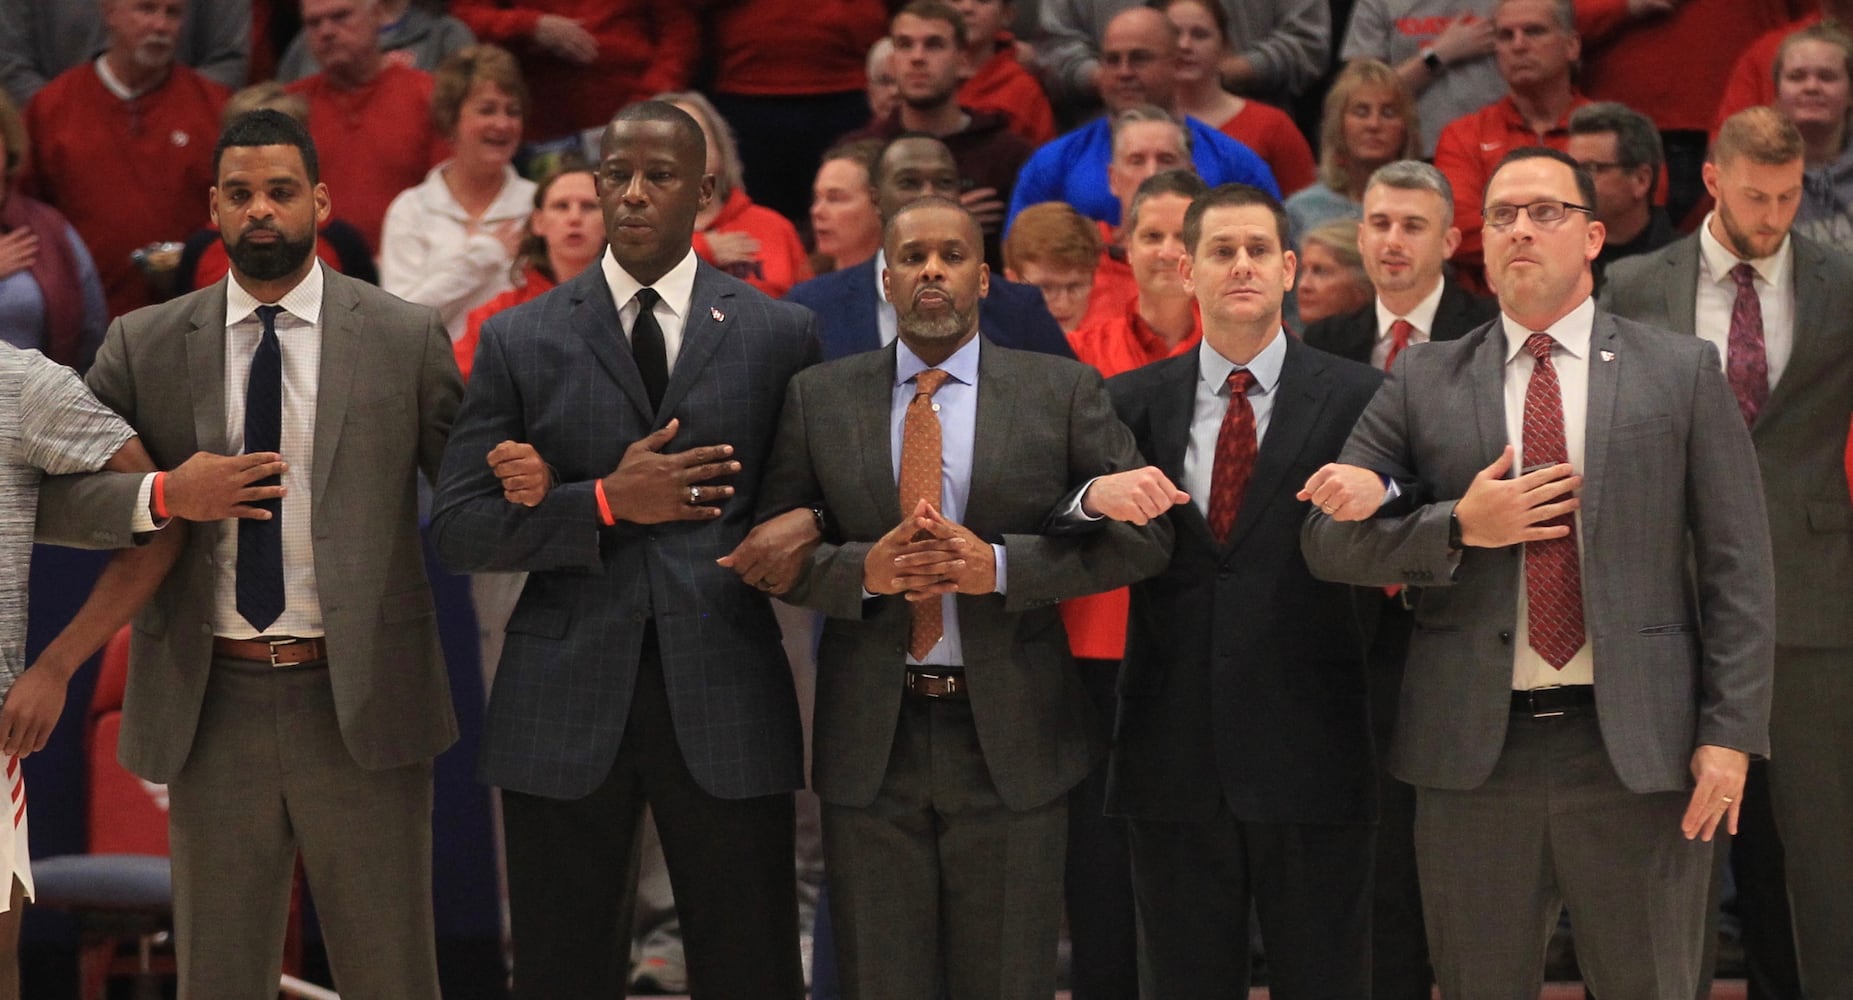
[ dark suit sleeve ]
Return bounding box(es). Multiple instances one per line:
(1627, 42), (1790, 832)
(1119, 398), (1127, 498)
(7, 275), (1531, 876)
(415, 308), (463, 487)
(429, 313), (607, 574)
(761, 373), (878, 621)
(1682, 345), (1776, 756)
(1300, 360), (1463, 588)
(999, 365), (1171, 610)
(36, 314), (148, 549)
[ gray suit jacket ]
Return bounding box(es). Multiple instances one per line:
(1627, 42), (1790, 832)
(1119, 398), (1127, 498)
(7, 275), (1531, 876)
(1602, 233), (1853, 648)
(1300, 309), (1776, 794)
(37, 266), (463, 783)
(758, 337), (1171, 812)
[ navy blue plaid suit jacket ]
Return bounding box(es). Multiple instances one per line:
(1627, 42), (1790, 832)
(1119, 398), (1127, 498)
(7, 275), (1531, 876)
(432, 261), (822, 800)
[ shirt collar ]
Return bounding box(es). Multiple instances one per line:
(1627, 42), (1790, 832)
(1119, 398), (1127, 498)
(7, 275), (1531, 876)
(895, 332), (982, 389)
(224, 261), (326, 329)
(1197, 328), (1287, 396)
(1374, 277), (1446, 341)
(602, 247), (699, 316)
(93, 55), (151, 100)
(1500, 294), (1594, 364)
(1697, 212), (1791, 289)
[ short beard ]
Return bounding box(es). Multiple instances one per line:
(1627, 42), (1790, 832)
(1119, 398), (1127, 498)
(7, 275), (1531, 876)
(897, 304), (975, 342)
(901, 87), (957, 113)
(224, 228), (317, 282)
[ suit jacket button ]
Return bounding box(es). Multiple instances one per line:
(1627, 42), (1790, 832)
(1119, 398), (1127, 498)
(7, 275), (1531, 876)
(1499, 630), (1512, 645)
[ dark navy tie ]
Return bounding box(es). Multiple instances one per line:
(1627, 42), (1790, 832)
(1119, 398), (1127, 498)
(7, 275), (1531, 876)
(236, 304), (285, 632)
(631, 287), (668, 411)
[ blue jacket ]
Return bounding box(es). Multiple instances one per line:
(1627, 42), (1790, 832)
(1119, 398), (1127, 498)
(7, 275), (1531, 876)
(1006, 115), (1280, 229)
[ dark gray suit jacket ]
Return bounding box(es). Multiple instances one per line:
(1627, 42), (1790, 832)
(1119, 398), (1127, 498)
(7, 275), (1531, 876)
(758, 337), (1171, 812)
(1301, 277), (1499, 363)
(430, 262), (821, 802)
(1602, 233), (1853, 648)
(37, 266), (463, 783)
(1301, 309), (1776, 795)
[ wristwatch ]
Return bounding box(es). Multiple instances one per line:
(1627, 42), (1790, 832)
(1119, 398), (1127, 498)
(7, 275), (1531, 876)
(1447, 507), (1464, 550)
(1421, 46), (1445, 74)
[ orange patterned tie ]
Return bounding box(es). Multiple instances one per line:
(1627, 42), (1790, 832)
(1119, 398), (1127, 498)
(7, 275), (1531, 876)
(899, 369), (951, 660)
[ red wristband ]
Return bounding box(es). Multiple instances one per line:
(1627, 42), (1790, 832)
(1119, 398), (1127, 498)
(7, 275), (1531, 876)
(152, 471), (169, 520)
(593, 479), (616, 526)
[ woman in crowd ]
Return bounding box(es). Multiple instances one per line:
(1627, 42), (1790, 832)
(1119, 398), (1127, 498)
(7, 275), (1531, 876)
(1293, 218), (1374, 328)
(1776, 22), (1853, 254)
(380, 44), (536, 342)
(663, 91), (813, 298)
(1159, 0), (1316, 196)
(1284, 58), (1419, 247)
(808, 139), (885, 274)
(0, 93), (105, 371)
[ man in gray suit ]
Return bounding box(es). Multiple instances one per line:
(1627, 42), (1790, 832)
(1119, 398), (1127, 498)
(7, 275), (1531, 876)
(39, 109), (461, 997)
(1604, 106), (1853, 1000)
(1299, 146), (1775, 999)
(756, 197), (1169, 1000)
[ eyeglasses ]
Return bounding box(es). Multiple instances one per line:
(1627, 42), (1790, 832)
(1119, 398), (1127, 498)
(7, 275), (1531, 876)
(1483, 199), (1594, 229)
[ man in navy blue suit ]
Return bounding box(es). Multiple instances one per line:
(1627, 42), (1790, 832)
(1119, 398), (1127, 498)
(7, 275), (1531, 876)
(787, 134), (1075, 361)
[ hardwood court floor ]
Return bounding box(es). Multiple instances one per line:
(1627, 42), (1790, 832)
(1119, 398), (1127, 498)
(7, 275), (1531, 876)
(644, 987), (1752, 999)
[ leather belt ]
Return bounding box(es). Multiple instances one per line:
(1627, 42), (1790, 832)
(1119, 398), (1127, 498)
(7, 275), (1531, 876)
(1510, 685), (1595, 718)
(213, 636), (328, 667)
(904, 669), (967, 699)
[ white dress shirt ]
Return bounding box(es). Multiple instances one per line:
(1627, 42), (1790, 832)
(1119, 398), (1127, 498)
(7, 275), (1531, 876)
(602, 247), (699, 372)
(1500, 296), (1595, 689)
(215, 264), (327, 639)
(1695, 214), (1795, 393)
(1371, 278), (1446, 370)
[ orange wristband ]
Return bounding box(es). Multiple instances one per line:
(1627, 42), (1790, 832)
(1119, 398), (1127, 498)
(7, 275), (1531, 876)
(152, 471), (169, 520)
(593, 479), (616, 526)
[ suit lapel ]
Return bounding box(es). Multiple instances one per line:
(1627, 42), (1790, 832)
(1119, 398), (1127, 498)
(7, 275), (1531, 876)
(862, 343), (902, 520)
(1470, 320), (1510, 474)
(310, 273), (361, 503)
(966, 338), (1016, 527)
(569, 269), (655, 426)
(658, 264), (733, 418)
(1223, 337), (1322, 554)
(1146, 356), (1217, 547)
(1663, 238), (1700, 334)
(185, 286), (230, 455)
(1579, 313), (1622, 542)
(1762, 237), (1831, 423)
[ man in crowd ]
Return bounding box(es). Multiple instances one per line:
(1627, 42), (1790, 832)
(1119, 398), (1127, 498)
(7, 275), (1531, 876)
(1301, 158), (1496, 1000)
(22, 0), (227, 318)
(1009, 6), (1277, 227)
(0, 0), (247, 106)
(757, 194), (1169, 1000)
(1566, 102), (1674, 286)
(1605, 106), (1853, 1000)
(1301, 146), (1775, 998)
(285, 0), (447, 255)
(432, 100), (818, 999)
(788, 134), (1072, 361)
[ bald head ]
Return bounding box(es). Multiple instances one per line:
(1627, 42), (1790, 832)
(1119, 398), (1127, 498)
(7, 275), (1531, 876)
(1099, 7), (1179, 113)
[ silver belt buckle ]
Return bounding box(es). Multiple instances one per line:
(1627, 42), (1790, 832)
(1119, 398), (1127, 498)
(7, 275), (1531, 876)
(265, 637), (301, 668)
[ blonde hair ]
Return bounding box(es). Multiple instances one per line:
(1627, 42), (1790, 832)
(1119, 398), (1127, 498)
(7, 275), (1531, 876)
(1712, 106), (1805, 167)
(1004, 202), (1103, 272)
(224, 81), (309, 127)
(431, 44), (527, 137)
(1318, 59), (1420, 195)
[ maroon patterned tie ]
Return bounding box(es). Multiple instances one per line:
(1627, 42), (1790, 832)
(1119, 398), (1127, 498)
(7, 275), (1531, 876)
(899, 368), (951, 660)
(1727, 263), (1770, 426)
(1206, 369), (1258, 544)
(1385, 318), (1415, 371)
(1522, 333), (1584, 669)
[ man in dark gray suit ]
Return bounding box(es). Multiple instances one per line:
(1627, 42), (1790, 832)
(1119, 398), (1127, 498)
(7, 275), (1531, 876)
(756, 197), (1169, 1000)
(430, 101), (819, 999)
(1300, 146), (1776, 999)
(40, 109), (461, 997)
(1604, 106), (1853, 1000)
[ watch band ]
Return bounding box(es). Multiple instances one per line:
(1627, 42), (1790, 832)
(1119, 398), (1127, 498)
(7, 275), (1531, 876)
(1422, 47), (1444, 74)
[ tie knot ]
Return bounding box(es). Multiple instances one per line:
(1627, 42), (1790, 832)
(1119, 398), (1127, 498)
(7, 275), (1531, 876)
(634, 287), (661, 310)
(255, 304), (283, 332)
(1226, 368), (1256, 396)
(1524, 332), (1555, 361)
(914, 368), (951, 397)
(1730, 262), (1758, 290)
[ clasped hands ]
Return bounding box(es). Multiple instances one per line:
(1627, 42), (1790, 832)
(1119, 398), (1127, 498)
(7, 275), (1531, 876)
(863, 500), (996, 600)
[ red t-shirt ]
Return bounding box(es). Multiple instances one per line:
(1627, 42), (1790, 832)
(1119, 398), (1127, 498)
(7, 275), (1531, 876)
(1576, 0), (1800, 134)
(287, 64), (449, 255)
(1083, 220), (1139, 330)
(709, 0), (889, 96)
(693, 188), (815, 298)
(1218, 100), (1317, 198)
(960, 33), (1057, 145)
(23, 63), (227, 319)
(1061, 294), (1204, 661)
(1714, 12), (1820, 136)
(456, 267), (557, 382)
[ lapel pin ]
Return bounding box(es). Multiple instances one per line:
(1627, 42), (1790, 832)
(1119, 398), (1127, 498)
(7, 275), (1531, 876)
(1600, 350), (1615, 362)
(711, 306), (725, 322)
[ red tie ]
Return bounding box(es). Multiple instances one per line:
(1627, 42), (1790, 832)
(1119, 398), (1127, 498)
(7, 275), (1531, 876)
(1727, 263), (1770, 426)
(899, 368), (951, 661)
(1521, 333), (1585, 669)
(1207, 369), (1258, 544)
(1385, 318), (1415, 371)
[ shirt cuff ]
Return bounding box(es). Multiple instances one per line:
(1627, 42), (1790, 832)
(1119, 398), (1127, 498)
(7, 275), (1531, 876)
(132, 473), (163, 533)
(992, 543), (1008, 595)
(1063, 477), (1107, 522)
(1381, 473), (1401, 505)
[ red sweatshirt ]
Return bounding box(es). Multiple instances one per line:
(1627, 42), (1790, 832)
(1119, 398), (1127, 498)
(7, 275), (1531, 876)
(960, 33), (1057, 145)
(708, 0), (890, 95)
(1576, 0), (1803, 133)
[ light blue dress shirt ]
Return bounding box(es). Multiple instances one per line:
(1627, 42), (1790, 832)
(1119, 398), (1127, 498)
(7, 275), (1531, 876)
(1182, 331), (1288, 521)
(889, 335), (1008, 667)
